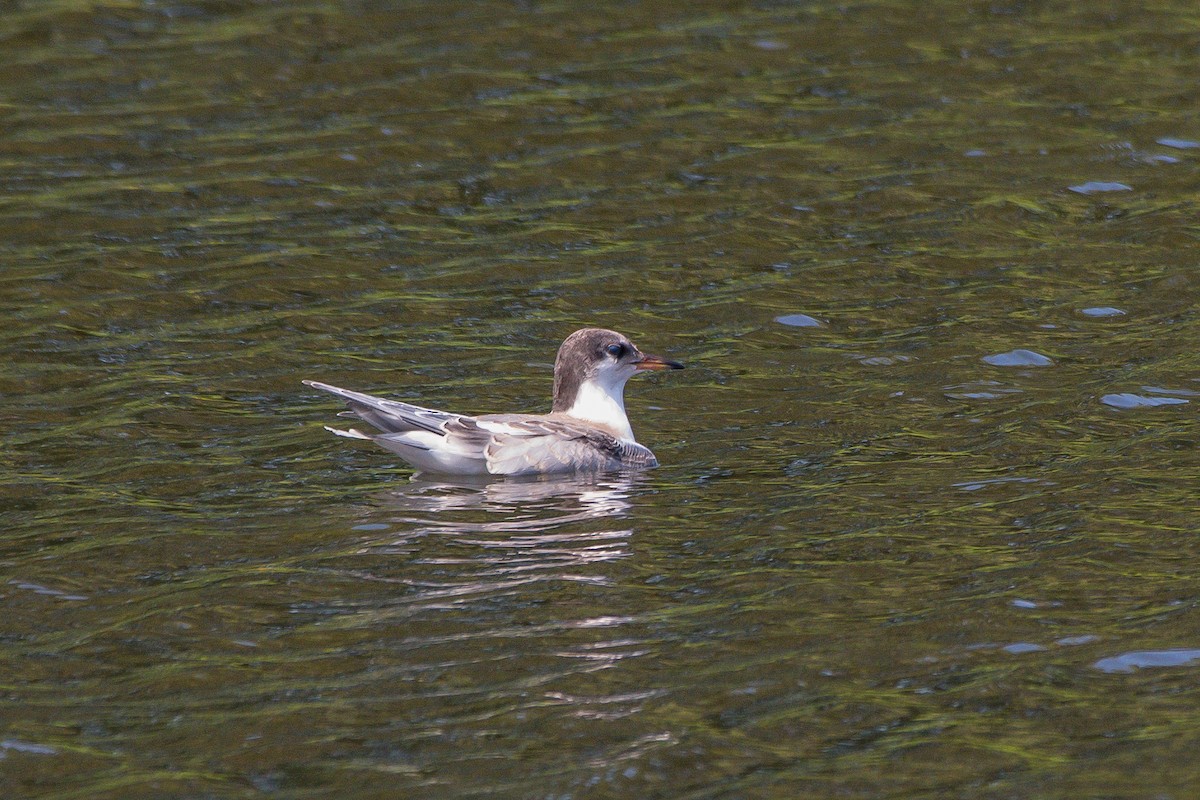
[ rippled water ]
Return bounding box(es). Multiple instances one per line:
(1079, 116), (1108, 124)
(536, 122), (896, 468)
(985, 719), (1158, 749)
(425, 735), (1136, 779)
(5, 1), (1200, 797)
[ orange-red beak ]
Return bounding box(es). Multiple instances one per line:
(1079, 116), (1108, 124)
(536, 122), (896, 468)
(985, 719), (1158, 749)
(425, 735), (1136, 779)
(634, 353), (685, 371)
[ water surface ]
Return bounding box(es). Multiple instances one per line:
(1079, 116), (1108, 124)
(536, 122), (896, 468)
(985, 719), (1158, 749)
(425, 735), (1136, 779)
(4, 1), (1200, 797)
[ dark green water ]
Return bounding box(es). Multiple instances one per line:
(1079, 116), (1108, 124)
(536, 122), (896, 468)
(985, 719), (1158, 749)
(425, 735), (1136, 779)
(4, 1), (1200, 797)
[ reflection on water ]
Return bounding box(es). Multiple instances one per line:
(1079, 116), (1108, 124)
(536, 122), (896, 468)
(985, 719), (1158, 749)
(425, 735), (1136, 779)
(278, 472), (650, 638)
(339, 474), (642, 603)
(261, 472), (672, 796)
(1094, 649), (1200, 674)
(376, 471), (640, 526)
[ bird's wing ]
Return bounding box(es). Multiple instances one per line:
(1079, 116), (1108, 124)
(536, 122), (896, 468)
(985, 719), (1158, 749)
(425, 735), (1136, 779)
(303, 380), (461, 435)
(474, 415), (657, 476)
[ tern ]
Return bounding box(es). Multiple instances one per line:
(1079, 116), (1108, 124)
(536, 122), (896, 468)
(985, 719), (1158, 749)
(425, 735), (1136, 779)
(304, 328), (684, 476)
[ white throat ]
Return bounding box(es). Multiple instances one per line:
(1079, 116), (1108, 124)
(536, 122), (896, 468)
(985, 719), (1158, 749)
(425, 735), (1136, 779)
(563, 376), (635, 440)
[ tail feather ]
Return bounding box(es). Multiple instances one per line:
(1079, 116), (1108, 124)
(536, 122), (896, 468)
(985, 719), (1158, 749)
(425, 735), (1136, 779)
(323, 426), (372, 440)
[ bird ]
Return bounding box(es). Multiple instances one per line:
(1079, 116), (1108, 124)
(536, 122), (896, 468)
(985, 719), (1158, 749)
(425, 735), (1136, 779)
(304, 328), (684, 477)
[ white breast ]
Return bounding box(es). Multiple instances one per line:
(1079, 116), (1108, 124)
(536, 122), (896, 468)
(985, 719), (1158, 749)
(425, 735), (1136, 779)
(562, 377), (635, 440)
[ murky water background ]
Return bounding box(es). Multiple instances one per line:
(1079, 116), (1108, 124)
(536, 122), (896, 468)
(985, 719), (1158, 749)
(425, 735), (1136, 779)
(4, 1), (1200, 797)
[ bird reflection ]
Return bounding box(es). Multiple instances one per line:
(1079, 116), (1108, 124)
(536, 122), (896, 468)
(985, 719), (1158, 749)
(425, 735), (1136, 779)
(337, 473), (648, 598)
(375, 471), (642, 531)
(299, 473), (656, 717)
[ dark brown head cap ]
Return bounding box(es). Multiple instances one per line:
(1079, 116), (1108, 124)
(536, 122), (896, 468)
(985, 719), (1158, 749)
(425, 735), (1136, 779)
(552, 329), (633, 411)
(551, 328), (682, 411)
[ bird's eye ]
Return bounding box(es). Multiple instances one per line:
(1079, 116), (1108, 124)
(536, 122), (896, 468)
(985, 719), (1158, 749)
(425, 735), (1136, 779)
(606, 343), (625, 357)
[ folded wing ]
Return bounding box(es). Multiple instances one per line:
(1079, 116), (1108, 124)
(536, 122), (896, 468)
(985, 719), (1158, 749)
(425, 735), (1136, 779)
(476, 416), (657, 476)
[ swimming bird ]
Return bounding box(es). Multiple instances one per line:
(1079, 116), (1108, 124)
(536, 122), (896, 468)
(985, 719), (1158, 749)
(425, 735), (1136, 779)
(304, 328), (684, 476)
